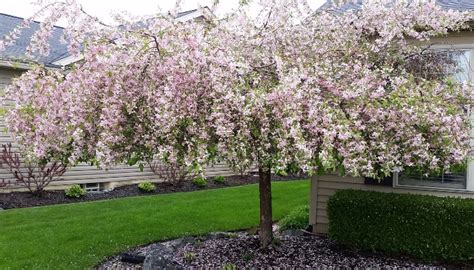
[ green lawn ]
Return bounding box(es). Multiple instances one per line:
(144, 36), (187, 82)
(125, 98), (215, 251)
(0, 180), (309, 269)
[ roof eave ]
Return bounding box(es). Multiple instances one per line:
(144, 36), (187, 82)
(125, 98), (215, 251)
(0, 59), (61, 70)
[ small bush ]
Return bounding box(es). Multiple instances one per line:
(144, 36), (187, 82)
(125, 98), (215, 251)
(327, 190), (474, 262)
(213, 175), (226, 184)
(65, 184), (86, 198)
(193, 177), (208, 188)
(222, 263), (236, 270)
(138, 181), (156, 193)
(0, 144), (67, 195)
(183, 251), (196, 263)
(278, 205), (309, 231)
(148, 161), (197, 186)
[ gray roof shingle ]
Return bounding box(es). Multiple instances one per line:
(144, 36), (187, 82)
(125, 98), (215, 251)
(0, 13), (69, 67)
(320, 0), (474, 13)
(0, 9), (206, 67)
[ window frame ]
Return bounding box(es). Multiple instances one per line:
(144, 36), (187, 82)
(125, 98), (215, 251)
(393, 43), (474, 192)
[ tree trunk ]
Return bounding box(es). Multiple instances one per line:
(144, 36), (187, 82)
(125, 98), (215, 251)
(258, 166), (273, 248)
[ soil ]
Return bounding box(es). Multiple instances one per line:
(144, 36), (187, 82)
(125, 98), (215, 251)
(0, 173), (306, 209)
(98, 230), (473, 269)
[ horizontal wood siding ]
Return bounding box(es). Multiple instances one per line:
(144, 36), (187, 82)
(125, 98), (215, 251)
(0, 67), (250, 192)
(0, 67), (21, 92)
(310, 174), (474, 234)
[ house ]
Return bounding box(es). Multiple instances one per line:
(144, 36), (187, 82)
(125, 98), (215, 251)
(310, 0), (474, 234)
(0, 8), (234, 192)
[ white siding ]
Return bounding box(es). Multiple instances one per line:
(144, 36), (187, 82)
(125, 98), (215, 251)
(0, 67), (20, 95)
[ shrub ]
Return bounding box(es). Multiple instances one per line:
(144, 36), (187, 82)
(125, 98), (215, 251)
(222, 263), (236, 270)
(138, 181), (156, 193)
(213, 175), (226, 184)
(183, 251), (196, 263)
(0, 144), (67, 195)
(65, 184), (86, 198)
(193, 176), (208, 188)
(327, 190), (474, 262)
(148, 161), (197, 186)
(278, 205), (309, 231)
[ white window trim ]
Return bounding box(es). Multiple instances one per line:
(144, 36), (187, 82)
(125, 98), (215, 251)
(393, 43), (474, 192)
(468, 161), (474, 191)
(394, 173), (474, 193)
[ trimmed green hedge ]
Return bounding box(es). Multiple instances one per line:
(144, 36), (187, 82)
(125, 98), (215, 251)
(327, 190), (474, 262)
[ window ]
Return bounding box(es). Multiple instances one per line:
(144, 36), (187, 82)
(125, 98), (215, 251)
(396, 48), (472, 191)
(449, 49), (471, 82)
(80, 182), (102, 192)
(397, 167), (467, 190)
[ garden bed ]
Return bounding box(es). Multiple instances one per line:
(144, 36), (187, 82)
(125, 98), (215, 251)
(0, 173), (305, 209)
(98, 230), (466, 269)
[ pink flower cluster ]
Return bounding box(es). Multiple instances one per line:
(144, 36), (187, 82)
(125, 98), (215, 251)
(3, 0), (473, 178)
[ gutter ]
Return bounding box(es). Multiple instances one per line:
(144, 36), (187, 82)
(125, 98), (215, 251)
(0, 59), (61, 70)
(0, 59), (35, 70)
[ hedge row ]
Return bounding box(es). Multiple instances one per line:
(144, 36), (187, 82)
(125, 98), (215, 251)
(327, 189), (474, 262)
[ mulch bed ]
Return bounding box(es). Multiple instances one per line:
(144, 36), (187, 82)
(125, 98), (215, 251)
(98, 230), (470, 269)
(177, 234), (437, 269)
(0, 173), (306, 209)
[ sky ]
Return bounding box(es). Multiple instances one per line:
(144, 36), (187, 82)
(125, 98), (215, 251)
(0, 0), (327, 25)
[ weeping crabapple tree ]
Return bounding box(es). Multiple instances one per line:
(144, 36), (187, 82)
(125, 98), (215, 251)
(2, 0), (473, 247)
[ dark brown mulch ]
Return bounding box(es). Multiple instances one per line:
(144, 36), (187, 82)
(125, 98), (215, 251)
(98, 231), (472, 269)
(177, 235), (414, 268)
(0, 173), (306, 210)
(175, 233), (469, 269)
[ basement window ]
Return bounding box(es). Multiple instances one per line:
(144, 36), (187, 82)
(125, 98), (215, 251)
(80, 183), (102, 192)
(449, 49), (471, 82)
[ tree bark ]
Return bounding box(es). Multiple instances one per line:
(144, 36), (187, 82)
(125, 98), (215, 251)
(258, 166), (273, 248)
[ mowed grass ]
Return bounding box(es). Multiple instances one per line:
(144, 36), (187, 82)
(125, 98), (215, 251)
(0, 180), (309, 269)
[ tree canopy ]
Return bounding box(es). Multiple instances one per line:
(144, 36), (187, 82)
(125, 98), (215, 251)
(3, 0), (471, 179)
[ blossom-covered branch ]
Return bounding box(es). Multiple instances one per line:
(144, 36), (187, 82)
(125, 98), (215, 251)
(4, 0), (472, 177)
